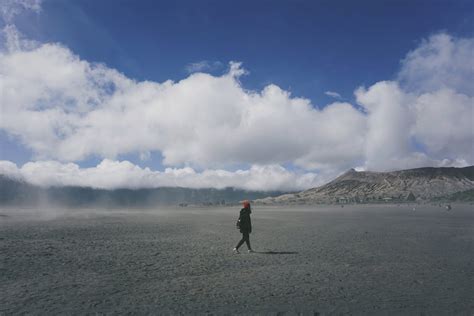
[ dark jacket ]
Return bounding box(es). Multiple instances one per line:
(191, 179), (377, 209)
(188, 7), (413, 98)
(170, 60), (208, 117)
(238, 206), (252, 233)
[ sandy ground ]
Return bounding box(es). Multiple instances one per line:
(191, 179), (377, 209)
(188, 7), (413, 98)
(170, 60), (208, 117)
(1, 204), (473, 315)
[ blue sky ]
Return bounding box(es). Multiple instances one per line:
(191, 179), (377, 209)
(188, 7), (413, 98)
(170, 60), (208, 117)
(0, 0), (473, 190)
(15, 0), (473, 103)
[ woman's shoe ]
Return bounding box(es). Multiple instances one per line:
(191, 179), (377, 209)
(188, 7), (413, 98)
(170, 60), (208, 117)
(233, 248), (240, 254)
(248, 249), (254, 253)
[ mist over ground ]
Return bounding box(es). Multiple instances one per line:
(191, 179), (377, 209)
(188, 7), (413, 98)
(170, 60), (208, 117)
(0, 174), (290, 208)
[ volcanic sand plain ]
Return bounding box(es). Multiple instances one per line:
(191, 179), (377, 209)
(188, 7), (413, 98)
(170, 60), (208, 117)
(1, 204), (473, 314)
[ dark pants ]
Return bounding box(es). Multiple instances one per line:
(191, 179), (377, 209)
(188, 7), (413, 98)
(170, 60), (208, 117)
(235, 231), (251, 250)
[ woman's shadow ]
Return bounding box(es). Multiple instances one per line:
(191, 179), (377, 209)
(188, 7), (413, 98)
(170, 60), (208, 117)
(255, 251), (298, 255)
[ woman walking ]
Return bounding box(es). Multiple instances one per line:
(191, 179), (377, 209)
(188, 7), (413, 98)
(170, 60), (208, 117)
(233, 200), (254, 253)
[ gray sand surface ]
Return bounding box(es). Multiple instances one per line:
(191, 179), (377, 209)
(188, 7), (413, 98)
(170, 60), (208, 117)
(1, 205), (473, 314)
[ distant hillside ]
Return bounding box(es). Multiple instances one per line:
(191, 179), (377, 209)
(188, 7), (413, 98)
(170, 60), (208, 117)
(433, 189), (474, 202)
(256, 166), (474, 205)
(0, 175), (288, 208)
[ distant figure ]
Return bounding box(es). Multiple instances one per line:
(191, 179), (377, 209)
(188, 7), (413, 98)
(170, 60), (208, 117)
(233, 200), (254, 254)
(445, 204), (452, 211)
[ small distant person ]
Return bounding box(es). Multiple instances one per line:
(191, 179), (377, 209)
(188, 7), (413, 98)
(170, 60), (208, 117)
(233, 200), (254, 254)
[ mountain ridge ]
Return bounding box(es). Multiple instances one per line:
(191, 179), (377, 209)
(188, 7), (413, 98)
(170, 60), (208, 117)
(256, 166), (474, 205)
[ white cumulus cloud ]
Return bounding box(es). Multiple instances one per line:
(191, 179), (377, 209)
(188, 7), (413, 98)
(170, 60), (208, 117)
(0, 159), (323, 191)
(0, 5), (472, 190)
(398, 33), (474, 96)
(354, 32), (474, 171)
(0, 38), (366, 170)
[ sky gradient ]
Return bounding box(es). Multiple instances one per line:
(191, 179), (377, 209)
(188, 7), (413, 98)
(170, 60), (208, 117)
(0, 0), (473, 190)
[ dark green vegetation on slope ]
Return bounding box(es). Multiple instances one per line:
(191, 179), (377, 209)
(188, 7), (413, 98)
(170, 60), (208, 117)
(434, 189), (474, 202)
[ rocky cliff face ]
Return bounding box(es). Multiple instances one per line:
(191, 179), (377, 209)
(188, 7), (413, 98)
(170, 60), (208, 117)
(256, 166), (474, 204)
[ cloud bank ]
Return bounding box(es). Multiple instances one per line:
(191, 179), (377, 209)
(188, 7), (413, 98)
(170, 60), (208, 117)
(0, 159), (321, 191)
(355, 33), (473, 171)
(0, 2), (472, 190)
(0, 29), (366, 171)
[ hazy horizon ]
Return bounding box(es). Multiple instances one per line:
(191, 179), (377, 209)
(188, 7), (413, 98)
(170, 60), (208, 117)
(1, 163), (473, 192)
